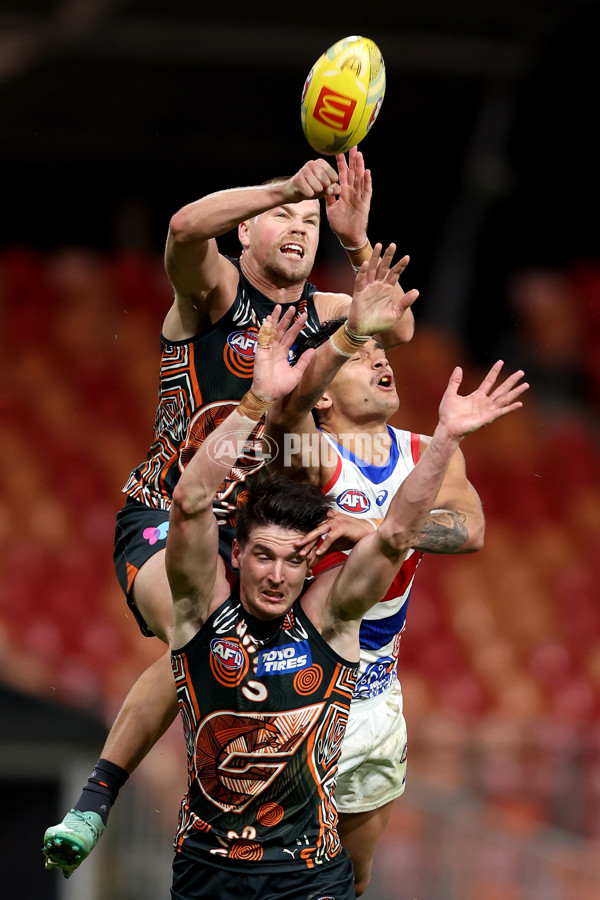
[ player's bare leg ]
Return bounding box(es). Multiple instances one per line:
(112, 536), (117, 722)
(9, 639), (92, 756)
(100, 649), (179, 770)
(43, 552), (177, 876)
(43, 547), (236, 876)
(338, 801), (395, 896)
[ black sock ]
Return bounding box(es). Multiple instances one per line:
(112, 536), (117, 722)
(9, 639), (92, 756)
(73, 758), (130, 826)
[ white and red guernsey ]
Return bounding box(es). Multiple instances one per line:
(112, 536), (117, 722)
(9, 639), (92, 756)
(313, 426), (424, 701)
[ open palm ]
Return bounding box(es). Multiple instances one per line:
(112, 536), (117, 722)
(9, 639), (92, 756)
(251, 306), (315, 403)
(439, 361), (529, 440)
(347, 242), (418, 337)
(325, 147), (371, 246)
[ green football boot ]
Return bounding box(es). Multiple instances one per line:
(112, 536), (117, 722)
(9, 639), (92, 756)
(43, 809), (105, 878)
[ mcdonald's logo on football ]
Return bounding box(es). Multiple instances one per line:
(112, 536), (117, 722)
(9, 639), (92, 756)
(313, 87), (357, 132)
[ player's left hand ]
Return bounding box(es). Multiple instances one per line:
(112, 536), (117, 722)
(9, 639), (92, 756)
(295, 510), (380, 568)
(252, 306), (315, 403)
(325, 146), (371, 248)
(346, 243), (419, 336)
(437, 361), (529, 441)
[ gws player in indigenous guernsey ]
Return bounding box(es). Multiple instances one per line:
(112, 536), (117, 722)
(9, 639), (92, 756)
(264, 318), (522, 895)
(166, 307), (528, 900)
(43, 150), (418, 880)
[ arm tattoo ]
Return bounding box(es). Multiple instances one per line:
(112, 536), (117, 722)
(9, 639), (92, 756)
(413, 509), (469, 554)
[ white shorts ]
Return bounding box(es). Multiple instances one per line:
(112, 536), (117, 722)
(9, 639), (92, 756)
(336, 679), (407, 814)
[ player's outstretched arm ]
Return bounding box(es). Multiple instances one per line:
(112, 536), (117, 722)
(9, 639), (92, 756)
(166, 159), (339, 288)
(167, 308), (314, 637)
(327, 361), (529, 624)
(410, 445), (485, 554)
(164, 158), (341, 333)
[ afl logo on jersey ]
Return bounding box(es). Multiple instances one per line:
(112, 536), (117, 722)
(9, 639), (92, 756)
(210, 639), (245, 669)
(336, 489), (371, 513)
(227, 330), (258, 358)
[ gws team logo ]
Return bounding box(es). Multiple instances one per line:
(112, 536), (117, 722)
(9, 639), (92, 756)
(257, 640), (312, 676)
(336, 488), (371, 513)
(210, 638), (250, 687)
(142, 521), (169, 545)
(194, 704), (325, 812)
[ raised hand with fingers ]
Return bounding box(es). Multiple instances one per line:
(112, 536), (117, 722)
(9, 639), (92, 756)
(251, 306), (315, 404)
(346, 243), (419, 338)
(294, 510), (379, 568)
(438, 361), (529, 442)
(325, 146), (372, 250)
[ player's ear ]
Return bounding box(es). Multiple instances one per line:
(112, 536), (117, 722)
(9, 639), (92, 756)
(238, 220), (251, 250)
(315, 392), (332, 412)
(231, 538), (242, 568)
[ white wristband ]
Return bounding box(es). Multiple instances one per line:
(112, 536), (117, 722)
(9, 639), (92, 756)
(344, 322), (370, 343)
(338, 237), (369, 253)
(329, 335), (354, 358)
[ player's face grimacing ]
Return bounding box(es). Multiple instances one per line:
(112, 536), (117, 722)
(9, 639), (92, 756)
(244, 201), (321, 285)
(232, 525), (311, 621)
(328, 339), (400, 420)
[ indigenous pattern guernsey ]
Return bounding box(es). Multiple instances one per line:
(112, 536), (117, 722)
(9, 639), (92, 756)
(316, 426), (424, 700)
(171, 589), (358, 871)
(122, 257), (320, 521)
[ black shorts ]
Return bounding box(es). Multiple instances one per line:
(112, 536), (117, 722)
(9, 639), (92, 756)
(113, 497), (237, 638)
(171, 849), (356, 900)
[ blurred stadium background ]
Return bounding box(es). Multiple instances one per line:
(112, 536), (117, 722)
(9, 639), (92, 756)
(1, 2), (599, 898)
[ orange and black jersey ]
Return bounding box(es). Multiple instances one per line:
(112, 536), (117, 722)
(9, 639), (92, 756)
(171, 587), (358, 872)
(122, 258), (321, 522)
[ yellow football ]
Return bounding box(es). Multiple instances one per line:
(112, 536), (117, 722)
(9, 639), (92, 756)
(301, 35), (386, 156)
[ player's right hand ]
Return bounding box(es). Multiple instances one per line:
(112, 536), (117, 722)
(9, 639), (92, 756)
(286, 159), (341, 202)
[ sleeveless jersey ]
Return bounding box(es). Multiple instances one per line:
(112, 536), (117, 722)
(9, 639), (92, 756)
(315, 425), (424, 701)
(171, 589), (358, 872)
(122, 257), (321, 522)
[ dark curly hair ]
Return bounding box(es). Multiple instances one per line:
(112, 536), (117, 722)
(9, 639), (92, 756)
(290, 317), (347, 366)
(235, 474), (332, 545)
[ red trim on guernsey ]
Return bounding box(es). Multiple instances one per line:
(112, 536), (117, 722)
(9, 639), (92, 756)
(311, 549), (423, 603)
(320, 451), (342, 496)
(311, 551), (347, 579)
(379, 550), (423, 603)
(411, 432), (420, 464)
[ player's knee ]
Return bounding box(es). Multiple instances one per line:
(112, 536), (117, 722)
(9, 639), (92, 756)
(354, 874), (371, 896)
(353, 861), (373, 896)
